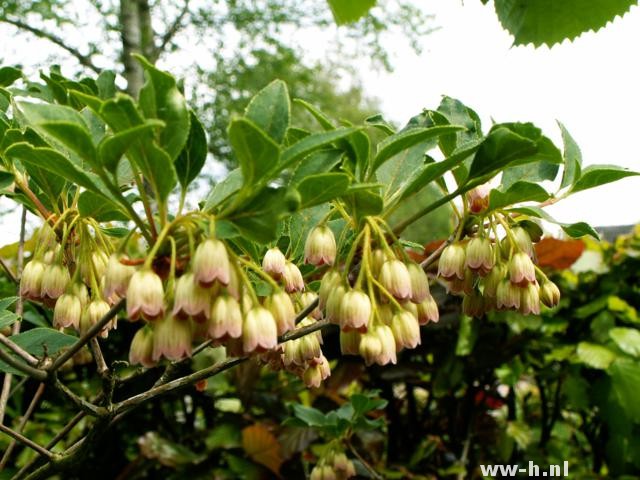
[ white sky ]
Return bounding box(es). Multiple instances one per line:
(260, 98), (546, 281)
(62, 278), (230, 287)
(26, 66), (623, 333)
(1, 0), (639, 246)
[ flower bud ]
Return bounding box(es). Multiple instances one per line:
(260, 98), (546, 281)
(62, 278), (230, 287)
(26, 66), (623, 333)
(310, 465), (336, 480)
(319, 270), (340, 310)
(103, 254), (135, 304)
(447, 268), (475, 296)
(207, 295), (242, 342)
(465, 237), (494, 276)
(20, 260), (45, 300)
(284, 318), (322, 366)
(302, 354), (331, 388)
(152, 314), (193, 361)
(301, 291), (322, 319)
(53, 293), (82, 329)
(83, 299), (113, 338)
(438, 244), (466, 280)
(360, 325), (396, 366)
(380, 260), (412, 301)
(283, 261), (304, 293)
(520, 282), (541, 315)
(416, 295), (439, 325)
(540, 280), (561, 308)
(126, 269), (165, 321)
(481, 264), (505, 297)
(407, 262), (430, 303)
(192, 238), (230, 287)
(339, 290), (371, 332)
(262, 247), (287, 279)
(512, 226), (535, 258)
(41, 264), (70, 303)
(81, 251), (109, 284)
(325, 285), (345, 324)
(266, 291), (296, 335)
(172, 273), (211, 322)
(391, 310), (421, 350)
(462, 293), (485, 317)
(72, 282), (89, 306)
(332, 453), (356, 478)
(304, 225), (337, 266)
(370, 249), (390, 277)
(467, 183), (490, 213)
(340, 331), (361, 355)
(243, 307), (278, 353)
(226, 263), (241, 300)
(129, 327), (156, 367)
(497, 279), (521, 310)
(358, 330), (382, 366)
(509, 252), (536, 286)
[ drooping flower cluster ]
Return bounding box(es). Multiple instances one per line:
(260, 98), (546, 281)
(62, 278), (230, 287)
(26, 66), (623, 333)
(310, 451), (356, 480)
(438, 221), (561, 317)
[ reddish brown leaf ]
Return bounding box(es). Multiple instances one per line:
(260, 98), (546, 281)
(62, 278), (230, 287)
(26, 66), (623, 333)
(535, 237), (585, 269)
(242, 423), (283, 475)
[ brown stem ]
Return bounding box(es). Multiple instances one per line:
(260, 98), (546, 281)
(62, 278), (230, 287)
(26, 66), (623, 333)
(0, 257), (17, 284)
(156, 0), (190, 57)
(0, 423), (54, 461)
(0, 333), (39, 366)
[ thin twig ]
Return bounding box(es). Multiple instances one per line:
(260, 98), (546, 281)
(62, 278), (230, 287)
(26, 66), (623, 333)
(0, 423), (54, 460)
(89, 338), (108, 376)
(51, 378), (107, 417)
(0, 383), (46, 469)
(0, 346), (47, 381)
(347, 440), (383, 480)
(48, 299), (125, 373)
(0, 333), (39, 366)
(0, 257), (17, 284)
(157, 0), (190, 55)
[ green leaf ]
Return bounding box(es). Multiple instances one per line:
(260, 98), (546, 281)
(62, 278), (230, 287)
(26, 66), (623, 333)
(228, 118), (280, 188)
(500, 161), (559, 189)
(576, 342), (616, 369)
(228, 187), (293, 244)
(287, 205), (330, 260)
(609, 328), (640, 358)
(558, 121), (582, 189)
(297, 173), (351, 208)
(96, 70), (117, 99)
(494, 0), (638, 47)
(292, 99), (335, 131)
(280, 127), (357, 169)
(0, 67), (21, 87)
(570, 164), (638, 194)
(97, 120), (164, 172)
(136, 55), (190, 161)
(0, 297), (18, 311)
(0, 328), (77, 375)
(175, 111), (207, 189)
(349, 188), (383, 218)
(436, 97), (483, 156)
(608, 358), (640, 423)
(204, 168), (244, 212)
(36, 121), (97, 168)
(245, 80), (290, 144)
(348, 130), (371, 180)
(293, 404), (327, 427)
(488, 181), (550, 210)
(0, 310), (19, 329)
(372, 125), (464, 173)
(78, 190), (128, 221)
(456, 315), (478, 356)
(289, 149), (343, 185)
(509, 205), (599, 239)
(327, 0), (376, 24)
(365, 114), (396, 135)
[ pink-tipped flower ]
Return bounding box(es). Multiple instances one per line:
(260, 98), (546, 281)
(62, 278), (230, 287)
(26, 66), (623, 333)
(284, 318), (321, 366)
(172, 273), (211, 322)
(370, 249), (390, 277)
(340, 331), (361, 355)
(509, 252), (536, 286)
(512, 226), (535, 258)
(339, 290), (371, 332)
(83, 299), (113, 338)
(301, 291), (322, 319)
(207, 295), (243, 342)
(20, 260), (45, 300)
(481, 264), (505, 297)
(192, 238), (230, 287)
(465, 237), (494, 276)
(391, 310), (421, 350)
(304, 225), (337, 266)
(310, 465), (336, 480)
(325, 285), (345, 324)
(497, 279), (521, 309)
(53, 293), (82, 329)
(266, 291), (296, 335)
(283, 261), (304, 293)
(262, 247), (287, 279)
(126, 269), (165, 321)
(41, 264), (70, 304)
(302, 354), (331, 388)
(152, 314), (193, 361)
(319, 270), (340, 310)
(332, 453), (356, 478)
(540, 280), (561, 308)
(103, 254), (135, 304)
(243, 307), (278, 354)
(462, 293), (485, 317)
(520, 282), (541, 315)
(407, 262), (430, 303)
(376, 324), (398, 365)
(438, 244), (466, 280)
(416, 295), (439, 325)
(467, 183), (490, 213)
(129, 327), (156, 368)
(81, 251), (109, 285)
(72, 282), (89, 306)
(380, 260), (412, 301)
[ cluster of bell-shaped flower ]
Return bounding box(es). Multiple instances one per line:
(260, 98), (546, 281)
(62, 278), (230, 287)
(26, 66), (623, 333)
(438, 225), (561, 318)
(312, 219), (438, 368)
(310, 450), (356, 480)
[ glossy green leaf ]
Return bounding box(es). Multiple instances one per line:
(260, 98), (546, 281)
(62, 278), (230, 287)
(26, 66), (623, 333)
(608, 358), (640, 423)
(349, 188), (383, 218)
(228, 187), (293, 244)
(136, 55), (190, 161)
(0, 310), (19, 329)
(289, 149), (343, 185)
(36, 121), (97, 167)
(327, 0), (376, 24)
(494, 0), (637, 47)
(78, 190), (128, 221)
(0, 297), (18, 311)
(228, 118), (280, 188)
(436, 96), (483, 156)
(245, 80), (290, 144)
(297, 173), (351, 208)
(204, 168), (244, 212)
(570, 164), (638, 194)
(280, 127), (357, 169)
(509, 205), (600, 239)
(292, 99), (335, 130)
(488, 181), (550, 210)
(0, 67), (21, 87)
(468, 126), (539, 179)
(97, 120), (164, 172)
(609, 328), (640, 358)
(576, 342), (616, 369)
(500, 161), (559, 189)
(175, 111), (207, 189)
(365, 114), (396, 135)
(558, 121), (582, 189)
(293, 404), (327, 426)
(372, 125), (464, 173)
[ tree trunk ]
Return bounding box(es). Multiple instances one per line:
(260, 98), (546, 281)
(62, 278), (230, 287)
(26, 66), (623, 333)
(119, 0), (144, 96)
